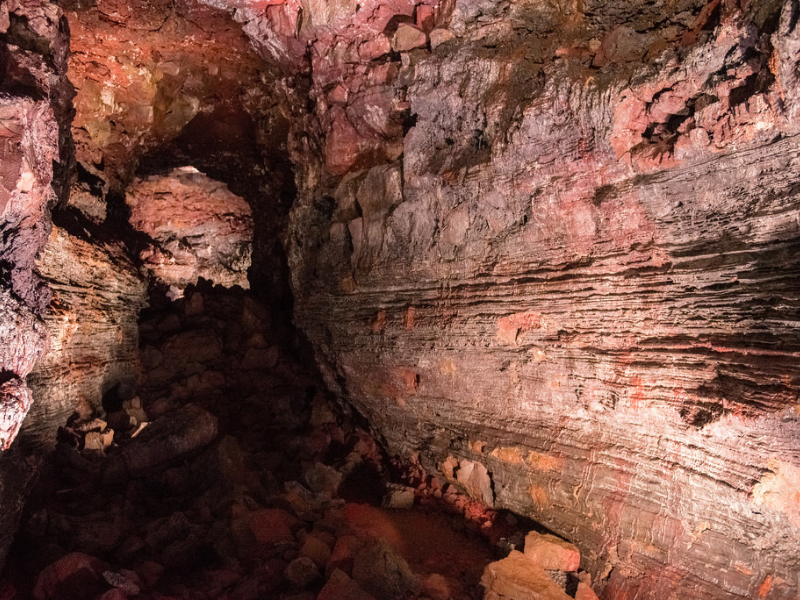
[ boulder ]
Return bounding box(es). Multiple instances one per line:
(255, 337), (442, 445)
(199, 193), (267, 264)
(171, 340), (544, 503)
(33, 553), (108, 600)
(352, 540), (418, 599)
(102, 404), (218, 483)
(480, 551), (572, 600)
(523, 532), (581, 572)
(392, 24), (427, 52)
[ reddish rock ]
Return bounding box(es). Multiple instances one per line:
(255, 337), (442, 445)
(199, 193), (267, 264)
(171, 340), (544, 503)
(318, 569), (376, 600)
(298, 535), (332, 569)
(326, 534), (363, 577)
(126, 168), (253, 290)
(0, 0), (74, 571)
(481, 551), (572, 600)
(522, 532), (581, 572)
(248, 509), (298, 547)
(98, 589), (127, 600)
(33, 553), (108, 600)
(574, 582), (600, 600)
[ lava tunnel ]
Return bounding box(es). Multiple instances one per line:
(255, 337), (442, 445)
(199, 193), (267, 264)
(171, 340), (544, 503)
(1, 0), (800, 598)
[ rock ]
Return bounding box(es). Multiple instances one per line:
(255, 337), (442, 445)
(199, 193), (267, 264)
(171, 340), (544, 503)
(326, 534), (362, 577)
(241, 346), (280, 370)
(191, 436), (248, 488)
(454, 460), (494, 507)
(33, 553), (108, 600)
(124, 397), (147, 425)
(102, 404), (218, 483)
(284, 557), (320, 588)
(575, 582), (600, 600)
(382, 483), (415, 509)
(84, 430), (113, 452)
(126, 168), (254, 290)
(429, 28), (455, 49)
(352, 540), (418, 599)
(480, 551), (572, 600)
(318, 569), (376, 600)
(304, 462), (343, 497)
(98, 589), (127, 600)
(423, 573), (451, 600)
(392, 24), (427, 52)
(522, 532), (581, 572)
(144, 513), (196, 553)
(102, 569), (140, 595)
(135, 560), (163, 589)
(248, 509), (298, 548)
(283, 2), (800, 599)
(185, 291), (204, 316)
(298, 535), (331, 569)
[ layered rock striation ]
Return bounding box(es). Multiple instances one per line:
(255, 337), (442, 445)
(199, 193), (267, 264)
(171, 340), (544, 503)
(262, 0), (800, 598)
(0, 0), (75, 570)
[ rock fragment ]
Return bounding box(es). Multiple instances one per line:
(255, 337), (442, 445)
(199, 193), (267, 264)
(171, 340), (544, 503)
(393, 24), (427, 52)
(523, 532), (581, 572)
(481, 551), (572, 600)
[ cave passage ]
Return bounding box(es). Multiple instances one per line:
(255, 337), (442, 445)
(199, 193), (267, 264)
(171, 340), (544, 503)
(1, 0), (800, 599)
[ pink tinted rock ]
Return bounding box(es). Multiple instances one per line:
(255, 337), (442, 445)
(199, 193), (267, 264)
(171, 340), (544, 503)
(359, 36), (392, 60)
(429, 28), (455, 49)
(415, 4), (436, 31)
(126, 169), (253, 289)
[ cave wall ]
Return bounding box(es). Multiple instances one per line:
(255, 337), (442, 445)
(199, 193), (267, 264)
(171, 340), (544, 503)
(27, 223), (148, 433)
(0, 0), (75, 570)
(260, 0), (800, 598)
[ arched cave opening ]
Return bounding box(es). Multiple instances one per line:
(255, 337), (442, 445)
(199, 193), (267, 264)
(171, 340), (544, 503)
(2, 0), (800, 599)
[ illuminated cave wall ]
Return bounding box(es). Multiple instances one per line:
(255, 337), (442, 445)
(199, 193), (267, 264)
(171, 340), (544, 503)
(1, 1), (800, 598)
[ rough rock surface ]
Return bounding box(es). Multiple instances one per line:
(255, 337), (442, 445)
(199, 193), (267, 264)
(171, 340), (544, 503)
(126, 168), (253, 290)
(0, 0), (75, 571)
(268, 1), (800, 598)
(28, 223), (148, 436)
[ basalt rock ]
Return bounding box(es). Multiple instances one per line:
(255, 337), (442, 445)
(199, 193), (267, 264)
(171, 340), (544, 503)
(0, 0), (75, 571)
(126, 167), (254, 291)
(278, 1), (800, 599)
(28, 223), (148, 434)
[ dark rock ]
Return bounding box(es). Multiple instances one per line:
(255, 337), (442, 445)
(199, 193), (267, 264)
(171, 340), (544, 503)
(318, 568), (376, 600)
(352, 540), (418, 599)
(283, 556), (320, 589)
(32, 552), (108, 600)
(102, 404), (218, 483)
